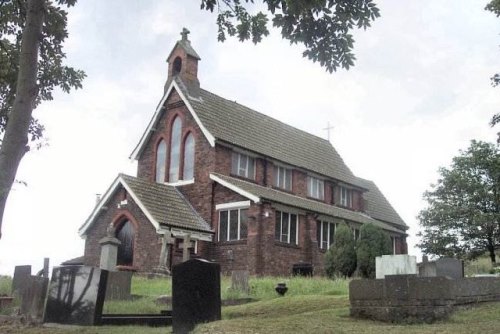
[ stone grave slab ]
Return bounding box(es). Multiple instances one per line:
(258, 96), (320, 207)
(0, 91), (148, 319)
(20, 276), (49, 319)
(172, 259), (221, 334)
(44, 266), (108, 326)
(231, 270), (249, 293)
(11, 265), (31, 296)
(105, 271), (132, 300)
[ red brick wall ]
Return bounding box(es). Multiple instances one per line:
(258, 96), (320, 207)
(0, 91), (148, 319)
(167, 46), (199, 87)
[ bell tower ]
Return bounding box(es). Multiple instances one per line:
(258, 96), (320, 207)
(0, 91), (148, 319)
(165, 28), (201, 91)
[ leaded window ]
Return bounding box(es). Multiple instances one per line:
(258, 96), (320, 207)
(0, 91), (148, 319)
(183, 133), (195, 180)
(169, 117), (182, 182)
(155, 139), (167, 183)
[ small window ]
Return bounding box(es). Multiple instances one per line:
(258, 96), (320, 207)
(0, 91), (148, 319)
(173, 57), (182, 75)
(169, 117), (182, 182)
(273, 165), (292, 191)
(183, 133), (195, 180)
(116, 220), (134, 266)
(353, 228), (360, 241)
(155, 139), (167, 183)
(317, 220), (336, 249)
(340, 187), (352, 208)
(275, 210), (298, 245)
(231, 152), (255, 179)
(218, 208), (248, 242)
(307, 176), (324, 200)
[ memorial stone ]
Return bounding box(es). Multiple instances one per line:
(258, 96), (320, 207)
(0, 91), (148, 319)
(105, 271), (132, 300)
(12, 265), (31, 296)
(172, 259), (221, 334)
(44, 266), (108, 326)
(20, 276), (49, 319)
(376, 255), (417, 279)
(231, 270), (249, 293)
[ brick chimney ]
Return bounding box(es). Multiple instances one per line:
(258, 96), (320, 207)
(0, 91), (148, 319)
(165, 28), (201, 92)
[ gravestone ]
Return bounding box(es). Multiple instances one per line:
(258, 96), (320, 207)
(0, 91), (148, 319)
(44, 266), (108, 326)
(105, 271), (132, 300)
(11, 265), (31, 296)
(376, 255), (417, 279)
(418, 257), (464, 279)
(231, 270), (249, 293)
(172, 259), (221, 334)
(20, 276), (49, 320)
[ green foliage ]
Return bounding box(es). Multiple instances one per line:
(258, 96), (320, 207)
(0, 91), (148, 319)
(0, 275), (12, 295)
(325, 222), (356, 278)
(0, 0), (85, 146)
(356, 223), (391, 278)
(200, 0), (380, 72)
(417, 140), (500, 264)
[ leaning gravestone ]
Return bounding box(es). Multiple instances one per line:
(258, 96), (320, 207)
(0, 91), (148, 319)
(11, 265), (31, 296)
(44, 266), (108, 326)
(172, 259), (221, 334)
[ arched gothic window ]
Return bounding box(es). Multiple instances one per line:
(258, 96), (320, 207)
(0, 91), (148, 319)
(155, 139), (167, 183)
(116, 220), (134, 266)
(183, 133), (195, 180)
(169, 117), (182, 182)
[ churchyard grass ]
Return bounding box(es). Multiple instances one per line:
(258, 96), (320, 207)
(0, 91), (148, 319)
(0, 275), (11, 295)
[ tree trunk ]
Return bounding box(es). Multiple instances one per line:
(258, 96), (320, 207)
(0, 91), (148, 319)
(0, 0), (45, 239)
(487, 244), (496, 264)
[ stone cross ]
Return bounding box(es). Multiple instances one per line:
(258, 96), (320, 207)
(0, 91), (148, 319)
(99, 223), (121, 271)
(323, 121), (334, 141)
(182, 233), (192, 262)
(158, 230), (174, 269)
(181, 27), (190, 41)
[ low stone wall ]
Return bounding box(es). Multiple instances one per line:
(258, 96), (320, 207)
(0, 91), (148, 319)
(349, 275), (500, 323)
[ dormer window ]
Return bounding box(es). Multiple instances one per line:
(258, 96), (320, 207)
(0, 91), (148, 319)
(307, 176), (324, 200)
(231, 152), (255, 180)
(273, 165), (292, 191)
(173, 56), (182, 75)
(340, 186), (352, 208)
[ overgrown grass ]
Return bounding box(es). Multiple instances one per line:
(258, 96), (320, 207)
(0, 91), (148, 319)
(464, 255), (497, 276)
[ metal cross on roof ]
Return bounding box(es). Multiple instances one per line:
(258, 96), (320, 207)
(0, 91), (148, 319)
(323, 121), (334, 142)
(181, 27), (190, 41)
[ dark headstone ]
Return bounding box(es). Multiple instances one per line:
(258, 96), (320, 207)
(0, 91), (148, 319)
(12, 265), (32, 296)
(231, 270), (249, 293)
(292, 263), (313, 276)
(436, 258), (464, 279)
(20, 276), (49, 319)
(105, 271), (132, 300)
(172, 259), (221, 334)
(44, 266), (108, 326)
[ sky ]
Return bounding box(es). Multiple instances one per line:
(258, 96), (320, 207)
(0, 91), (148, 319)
(0, 0), (499, 275)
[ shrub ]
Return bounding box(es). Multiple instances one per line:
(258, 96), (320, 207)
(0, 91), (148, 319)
(356, 223), (392, 278)
(325, 222), (357, 278)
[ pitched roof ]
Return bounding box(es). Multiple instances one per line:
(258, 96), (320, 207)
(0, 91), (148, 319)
(189, 88), (365, 188)
(210, 173), (406, 234)
(167, 39), (201, 60)
(79, 174), (212, 237)
(356, 177), (407, 228)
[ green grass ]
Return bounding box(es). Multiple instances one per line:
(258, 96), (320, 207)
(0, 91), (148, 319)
(0, 275), (12, 295)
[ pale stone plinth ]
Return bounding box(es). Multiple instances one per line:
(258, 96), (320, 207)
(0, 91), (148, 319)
(99, 236), (121, 271)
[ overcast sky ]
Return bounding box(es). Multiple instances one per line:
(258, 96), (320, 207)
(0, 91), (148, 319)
(0, 0), (498, 275)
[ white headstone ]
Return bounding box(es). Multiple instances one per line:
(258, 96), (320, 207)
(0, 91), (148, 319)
(375, 254), (417, 279)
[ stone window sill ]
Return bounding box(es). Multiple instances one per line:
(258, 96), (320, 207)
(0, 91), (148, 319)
(218, 239), (247, 245)
(274, 241), (300, 249)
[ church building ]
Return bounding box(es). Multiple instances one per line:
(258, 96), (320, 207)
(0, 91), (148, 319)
(78, 30), (408, 276)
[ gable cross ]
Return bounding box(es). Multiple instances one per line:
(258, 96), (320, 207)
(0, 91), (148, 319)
(158, 230), (174, 269)
(182, 233), (192, 262)
(181, 28), (190, 41)
(323, 121), (334, 142)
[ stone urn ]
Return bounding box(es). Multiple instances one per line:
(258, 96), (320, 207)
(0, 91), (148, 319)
(275, 282), (288, 296)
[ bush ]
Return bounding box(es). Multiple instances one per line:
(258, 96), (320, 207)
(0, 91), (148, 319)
(325, 222), (356, 278)
(356, 223), (392, 278)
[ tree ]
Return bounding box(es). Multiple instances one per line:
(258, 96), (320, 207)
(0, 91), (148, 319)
(417, 140), (500, 264)
(324, 222), (356, 278)
(200, 0), (380, 73)
(0, 0), (85, 238)
(485, 0), (500, 141)
(356, 223), (391, 278)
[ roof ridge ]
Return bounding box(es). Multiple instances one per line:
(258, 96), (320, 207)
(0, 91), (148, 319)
(198, 87), (333, 144)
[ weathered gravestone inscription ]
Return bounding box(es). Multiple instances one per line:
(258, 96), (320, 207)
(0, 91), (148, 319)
(11, 265), (31, 296)
(44, 266), (108, 326)
(172, 259), (221, 334)
(231, 270), (249, 293)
